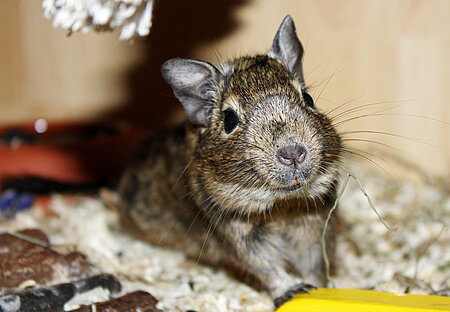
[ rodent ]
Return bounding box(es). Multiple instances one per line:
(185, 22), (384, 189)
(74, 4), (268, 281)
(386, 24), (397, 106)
(118, 15), (342, 308)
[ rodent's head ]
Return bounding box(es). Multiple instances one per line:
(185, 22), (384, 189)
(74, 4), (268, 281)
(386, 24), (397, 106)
(162, 16), (341, 214)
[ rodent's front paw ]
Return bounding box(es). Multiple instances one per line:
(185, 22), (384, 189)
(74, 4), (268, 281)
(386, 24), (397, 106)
(273, 282), (316, 308)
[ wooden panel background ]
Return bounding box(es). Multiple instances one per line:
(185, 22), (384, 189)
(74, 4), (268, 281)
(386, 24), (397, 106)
(0, 0), (448, 176)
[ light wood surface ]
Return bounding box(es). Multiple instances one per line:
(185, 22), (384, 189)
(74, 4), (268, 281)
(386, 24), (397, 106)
(0, 0), (448, 176)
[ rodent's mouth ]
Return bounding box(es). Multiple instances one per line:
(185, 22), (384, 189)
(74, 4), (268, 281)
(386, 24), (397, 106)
(274, 170), (310, 193)
(278, 181), (303, 193)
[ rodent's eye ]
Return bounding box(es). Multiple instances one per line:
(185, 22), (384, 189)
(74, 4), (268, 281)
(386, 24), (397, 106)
(302, 92), (314, 108)
(223, 108), (239, 134)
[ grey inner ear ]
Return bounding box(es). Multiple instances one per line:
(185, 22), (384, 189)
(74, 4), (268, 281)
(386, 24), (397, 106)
(269, 15), (305, 84)
(161, 58), (222, 126)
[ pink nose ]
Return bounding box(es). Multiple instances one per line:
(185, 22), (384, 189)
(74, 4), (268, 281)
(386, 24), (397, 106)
(277, 144), (307, 167)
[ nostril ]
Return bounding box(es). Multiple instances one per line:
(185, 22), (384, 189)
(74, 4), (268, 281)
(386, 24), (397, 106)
(296, 147), (307, 164)
(277, 144), (307, 167)
(277, 153), (294, 166)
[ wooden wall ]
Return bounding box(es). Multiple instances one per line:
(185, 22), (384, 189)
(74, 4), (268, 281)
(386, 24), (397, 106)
(0, 0), (448, 176)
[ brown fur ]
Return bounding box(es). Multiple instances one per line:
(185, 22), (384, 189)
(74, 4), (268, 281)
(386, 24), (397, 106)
(119, 16), (342, 307)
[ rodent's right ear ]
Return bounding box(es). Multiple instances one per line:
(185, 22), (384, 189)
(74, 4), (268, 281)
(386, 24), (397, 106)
(269, 15), (305, 85)
(161, 58), (223, 127)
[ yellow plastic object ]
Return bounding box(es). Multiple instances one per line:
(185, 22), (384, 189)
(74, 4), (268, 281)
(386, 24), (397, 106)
(277, 288), (450, 312)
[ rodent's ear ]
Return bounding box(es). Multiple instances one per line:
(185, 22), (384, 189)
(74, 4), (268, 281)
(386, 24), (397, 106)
(161, 58), (223, 126)
(269, 15), (305, 85)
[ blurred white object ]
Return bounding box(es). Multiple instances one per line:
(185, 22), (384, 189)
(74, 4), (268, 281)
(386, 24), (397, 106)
(34, 118), (48, 133)
(42, 0), (154, 40)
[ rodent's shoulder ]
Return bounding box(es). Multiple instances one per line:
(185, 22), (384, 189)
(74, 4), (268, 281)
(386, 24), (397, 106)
(130, 122), (187, 165)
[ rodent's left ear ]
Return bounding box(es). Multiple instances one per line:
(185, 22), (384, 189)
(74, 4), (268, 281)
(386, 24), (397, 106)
(269, 15), (305, 85)
(161, 58), (223, 126)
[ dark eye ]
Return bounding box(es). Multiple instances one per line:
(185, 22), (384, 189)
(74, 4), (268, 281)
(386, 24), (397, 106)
(223, 108), (239, 134)
(302, 92), (314, 108)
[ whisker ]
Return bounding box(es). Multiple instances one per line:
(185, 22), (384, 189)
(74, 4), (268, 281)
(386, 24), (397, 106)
(325, 79), (416, 116)
(313, 59), (347, 106)
(333, 112), (450, 127)
(322, 147), (393, 178)
(171, 159), (193, 192)
(340, 138), (405, 154)
(305, 51), (345, 78)
(328, 100), (410, 121)
(330, 130), (442, 149)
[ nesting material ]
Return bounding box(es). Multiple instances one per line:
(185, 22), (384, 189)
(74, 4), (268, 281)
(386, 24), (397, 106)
(42, 0), (154, 40)
(0, 160), (448, 311)
(335, 161), (449, 296)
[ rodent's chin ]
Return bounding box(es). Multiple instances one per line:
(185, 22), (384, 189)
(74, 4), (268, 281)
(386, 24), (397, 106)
(277, 182), (303, 193)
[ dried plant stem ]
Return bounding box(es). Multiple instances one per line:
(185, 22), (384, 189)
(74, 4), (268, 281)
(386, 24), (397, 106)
(321, 172), (399, 285)
(413, 221), (446, 286)
(9, 232), (50, 248)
